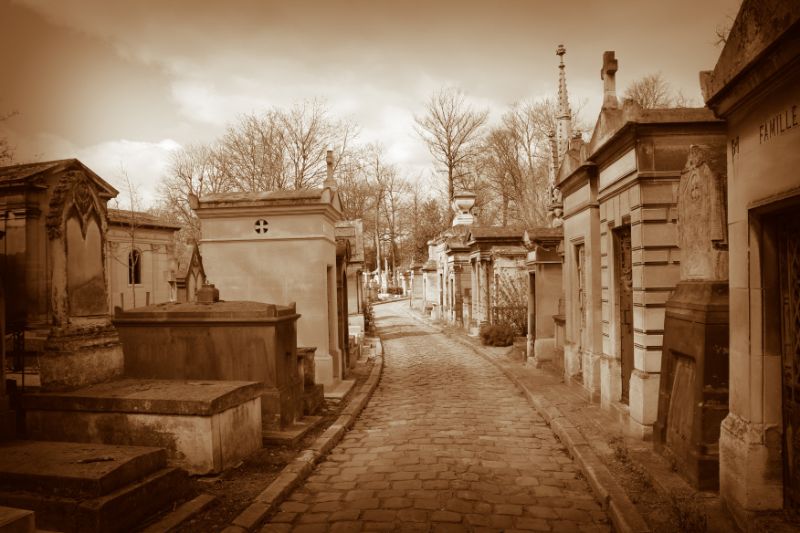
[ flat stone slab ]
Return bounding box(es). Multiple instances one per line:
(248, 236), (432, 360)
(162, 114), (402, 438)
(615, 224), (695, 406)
(22, 379), (263, 416)
(0, 505), (35, 532)
(0, 440), (165, 498)
(23, 380), (265, 475)
(262, 416), (323, 446)
(323, 379), (355, 402)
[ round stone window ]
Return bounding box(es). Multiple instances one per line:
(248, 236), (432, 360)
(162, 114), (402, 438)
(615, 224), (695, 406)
(254, 219), (269, 234)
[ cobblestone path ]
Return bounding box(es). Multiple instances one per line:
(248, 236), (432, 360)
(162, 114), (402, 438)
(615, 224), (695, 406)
(263, 301), (611, 532)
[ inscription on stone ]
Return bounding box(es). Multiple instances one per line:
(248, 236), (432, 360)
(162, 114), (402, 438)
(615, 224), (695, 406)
(759, 104), (798, 144)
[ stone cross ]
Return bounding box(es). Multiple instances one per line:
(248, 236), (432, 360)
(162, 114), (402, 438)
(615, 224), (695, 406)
(601, 51), (619, 109)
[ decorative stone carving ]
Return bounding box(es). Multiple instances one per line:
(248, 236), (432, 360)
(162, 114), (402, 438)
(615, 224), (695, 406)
(46, 171), (107, 240)
(677, 145), (728, 281)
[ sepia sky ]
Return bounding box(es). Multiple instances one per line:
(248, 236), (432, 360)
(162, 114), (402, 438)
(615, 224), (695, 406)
(0, 0), (740, 206)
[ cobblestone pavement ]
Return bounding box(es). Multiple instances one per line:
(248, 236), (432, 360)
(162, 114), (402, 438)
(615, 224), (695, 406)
(262, 301), (611, 532)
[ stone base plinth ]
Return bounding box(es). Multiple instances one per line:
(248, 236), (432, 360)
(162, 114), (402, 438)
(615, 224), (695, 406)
(532, 338), (555, 367)
(628, 369), (658, 440)
(23, 379), (263, 474)
(39, 322), (124, 391)
(304, 384), (324, 416)
(719, 413), (784, 530)
(654, 280), (729, 490)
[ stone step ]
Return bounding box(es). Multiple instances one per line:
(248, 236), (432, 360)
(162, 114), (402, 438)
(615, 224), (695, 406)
(0, 466), (189, 533)
(0, 506), (35, 533)
(0, 441), (166, 498)
(22, 379), (264, 474)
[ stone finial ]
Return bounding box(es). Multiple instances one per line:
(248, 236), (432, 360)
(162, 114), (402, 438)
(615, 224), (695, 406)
(323, 149), (336, 189)
(451, 191), (476, 227)
(601, 51), (619, 109)
(196, 282), (220, 303)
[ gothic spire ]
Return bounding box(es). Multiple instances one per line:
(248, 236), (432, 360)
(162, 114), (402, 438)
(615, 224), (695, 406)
(556, 44), (572, 158)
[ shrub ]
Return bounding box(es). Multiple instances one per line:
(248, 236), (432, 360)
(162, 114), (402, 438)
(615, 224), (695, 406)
(364, 302), (375, 335)
(479, 323), (516, 347)
(386, 286), (404, 295)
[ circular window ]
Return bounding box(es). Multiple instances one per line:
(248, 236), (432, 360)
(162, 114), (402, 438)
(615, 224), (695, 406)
(254, 219), (269, 234)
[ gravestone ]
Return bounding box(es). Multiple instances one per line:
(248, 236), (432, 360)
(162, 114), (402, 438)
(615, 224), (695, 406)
(654, 144), (729, 490)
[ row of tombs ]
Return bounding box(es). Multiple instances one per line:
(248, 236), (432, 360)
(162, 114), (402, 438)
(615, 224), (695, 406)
(0, 153), (371, 531)
(410, 2), (800, 529)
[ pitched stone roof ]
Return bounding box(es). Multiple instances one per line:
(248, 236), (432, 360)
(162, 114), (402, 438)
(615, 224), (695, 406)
(108, 209), (181, 230)
(0, 159), (118, 197)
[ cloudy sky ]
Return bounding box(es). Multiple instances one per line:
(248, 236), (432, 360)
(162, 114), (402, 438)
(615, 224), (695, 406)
(1, 0), (740, 206)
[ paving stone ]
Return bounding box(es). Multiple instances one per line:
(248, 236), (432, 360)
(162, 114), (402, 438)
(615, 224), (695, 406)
(261, 303), (609, 531)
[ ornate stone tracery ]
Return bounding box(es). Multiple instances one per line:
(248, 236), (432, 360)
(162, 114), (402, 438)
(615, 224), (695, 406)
(46, 171), (107, 240)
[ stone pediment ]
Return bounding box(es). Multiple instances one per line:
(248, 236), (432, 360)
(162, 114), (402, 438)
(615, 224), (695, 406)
(0, 159), (117, 199)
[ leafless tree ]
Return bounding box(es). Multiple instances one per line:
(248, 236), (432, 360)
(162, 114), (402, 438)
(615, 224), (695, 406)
(624, 73), (675, 109)
(219, 110), (287, 191)
(0, 110), (19, 164)
(110, 166), (145, 308)
(415, 87), (488, 204)
(158, 144), (233, 242)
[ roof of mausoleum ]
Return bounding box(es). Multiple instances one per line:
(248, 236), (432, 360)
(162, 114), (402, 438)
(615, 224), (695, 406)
(701, 0), (800, 115)
(113, 299), (298, 322)
(193, 185), (342, 219)
(489, 245), (527, 257)
(523, 227), (563, 249)
(175, 242), (205, 280)
(108, 209), (181, 230)
(0, 158), (118, 197)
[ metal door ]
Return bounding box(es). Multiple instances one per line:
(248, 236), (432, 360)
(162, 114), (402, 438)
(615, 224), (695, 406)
(780, 213), (800, 509)
(615, 226), (634, 404)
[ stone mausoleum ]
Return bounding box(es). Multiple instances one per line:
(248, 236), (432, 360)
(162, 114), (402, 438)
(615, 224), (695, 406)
(702, 0), (800, 525)
(193, 152), (353, 396)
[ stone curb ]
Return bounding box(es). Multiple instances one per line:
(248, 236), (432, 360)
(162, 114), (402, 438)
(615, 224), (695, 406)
(403, 309), (650, 533)
(140, 492), (216, 533)
(223, 354), (385, 532)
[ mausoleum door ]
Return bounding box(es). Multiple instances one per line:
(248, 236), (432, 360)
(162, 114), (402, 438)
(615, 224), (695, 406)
(780, 211), (800, 509)
(577, 243), (587, 360)
(615, 226), (634, 404)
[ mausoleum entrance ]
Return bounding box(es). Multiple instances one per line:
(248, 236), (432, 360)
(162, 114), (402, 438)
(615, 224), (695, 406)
(777, 209), (800, 509)
(614, 224), (634, 404)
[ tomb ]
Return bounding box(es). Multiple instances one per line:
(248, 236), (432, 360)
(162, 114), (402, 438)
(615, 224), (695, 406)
(701, 0), (800, 524)
(467, 226), (526, 334)
(0, 160), (124, 390)
(424, 192), (475, 325)
(654, 143), (729, 490)
(335, 219), (366, 342)
(192, 151), (353, 396)
(523, 228), (564, 368)
(22, 379), (262, 474)
(170, 241), (206, 303)
(112, 287), (313, 441)
(106, 208), (180, 311)
(0, 159), (263, 479)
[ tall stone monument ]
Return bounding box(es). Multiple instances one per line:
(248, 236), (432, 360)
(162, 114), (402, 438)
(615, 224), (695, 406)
(654, 144), (729, 489)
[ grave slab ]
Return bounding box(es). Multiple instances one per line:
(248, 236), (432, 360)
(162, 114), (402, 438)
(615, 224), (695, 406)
(22, 379), (263, 474)
(0, 440), (189, 533)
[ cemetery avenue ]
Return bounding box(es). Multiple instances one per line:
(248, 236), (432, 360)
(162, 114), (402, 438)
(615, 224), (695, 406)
(262, 300), (610, 532)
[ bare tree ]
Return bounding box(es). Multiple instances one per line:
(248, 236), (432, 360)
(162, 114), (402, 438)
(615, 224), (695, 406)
(158, 144), (233, 242)
(0, 110), (19, 165)
(624, 73), (675, 109)
(110, 166), (145, 308)
(415, 87), (488, 204)
(279, 100), (357, 189)
(219, 110), (287, 191)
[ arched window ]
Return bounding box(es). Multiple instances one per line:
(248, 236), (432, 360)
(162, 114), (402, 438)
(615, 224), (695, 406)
(128, 249), (142, 285)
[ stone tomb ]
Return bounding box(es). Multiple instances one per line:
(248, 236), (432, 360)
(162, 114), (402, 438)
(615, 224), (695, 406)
(112, 294), (312, 435)
(23, 379), (262, 475)
(192, 152), (353, 397)
(523, 228), (564, 368)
